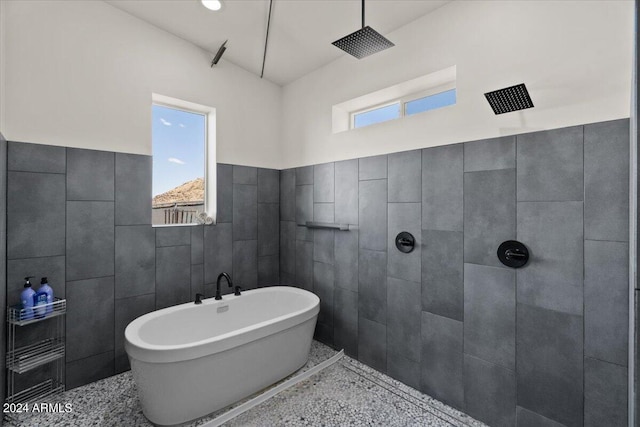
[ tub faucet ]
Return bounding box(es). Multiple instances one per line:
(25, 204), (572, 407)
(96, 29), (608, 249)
(194, 293), (204, 305)
(216, 272), (233, 300)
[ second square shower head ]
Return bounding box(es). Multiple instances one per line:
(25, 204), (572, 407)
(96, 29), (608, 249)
(332, 0), (394, 59)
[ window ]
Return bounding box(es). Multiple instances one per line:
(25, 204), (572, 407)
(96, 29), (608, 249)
(332, 65), (457, 133)
(353, 102), (401, 129)
(349, 88), (456, 130)
(405, 88), (456, 116)
(151, 94), (216, 226)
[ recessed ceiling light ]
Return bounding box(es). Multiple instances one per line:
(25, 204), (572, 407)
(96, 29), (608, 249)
(201, 0), (222, 11)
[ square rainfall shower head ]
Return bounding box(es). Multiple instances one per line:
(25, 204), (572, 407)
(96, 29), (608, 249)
(484, 83), (534, 115)
(332, 26), (395, 59)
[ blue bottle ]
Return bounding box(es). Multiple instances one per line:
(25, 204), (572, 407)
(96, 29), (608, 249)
(20, 277), (36, 320)
(33, 291), (48, 318)
(39, 277), (54, 315)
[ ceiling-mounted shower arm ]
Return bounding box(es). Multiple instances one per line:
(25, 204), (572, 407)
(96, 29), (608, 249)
(361, 0), (365, 28)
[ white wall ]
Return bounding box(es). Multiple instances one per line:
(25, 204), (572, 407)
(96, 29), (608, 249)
(281, 0), (634, 168)
(0, 0), (282, 168)
(0, 1), (634, 170)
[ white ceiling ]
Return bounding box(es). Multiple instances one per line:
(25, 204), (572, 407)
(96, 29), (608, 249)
(105, 0), (449, 86)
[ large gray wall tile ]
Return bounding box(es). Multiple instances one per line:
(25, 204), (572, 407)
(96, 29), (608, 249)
(8, 172), (66, 259)
(258, 203), (279, 256)
(258, 168), (279, 203)
(584, 119), (629, 241)
(359, 155), (387, 180)
(387, 277), (421, 362)
(8, 141), (65, 173)
(258, 255), (279, 286)
(233, 184), (257, 240)
(358, 317), (386, 372)
(335, 230), (358, 292)
(204, 223), (233, 283)
(7, 256), (65, 306)
(217, 164), (233, 223)
(584, 357), (628, 427)
(114, 293), (155, 373)
(313, 229), (334, 265)
(517, 201), (583, 315)
(334, 287), (358, 358)
(464, 355), (516, 427)
(314, 163), (334, 203)
(464, 136), (515, 172)
(388, 150), (421, 202)
(155, 226), (190, 247)
(359, 249), (387, 324)
(280, 221), (296, 275)
(295, 240), (313, 291)
(422, 144), (463, 231)
(517, 304), (583, 427)
(66, 201), (114, 281)
(296, 225), (313, 242)
(67, 148), (114, 201)
(464, 264), (516, 370)
(280, 169), (295, 221)
(191, 263), (204, 297)
(335, 159), (358, 224)
(387, 203), (421, 283)
(115, 225), (155, 299)
(295, 185), (313, 225)
(233, 240), (258, 289)
(67, 351), (114, 390)
(421, 311), (464, 409)
(66, 276), (114, 362)
(296, 166), (313, 185)
(585, 240), (628, 366)
(155, 245), (190, 309)
(422, 230), (463, 321)
(115, 153), (151, 225)
(359, 179), (387, 251)
(313, 203), (334, 223)
(191, 226), (204, 264)
(233, 165), (257, 184)
(516, 407), (566, 427)
(313, 261), (334, 326)
(387, 352), (420, 390)
(464, 168), (516, 267)
(517, 126), (583, 201)
(314, 322), (334, 346)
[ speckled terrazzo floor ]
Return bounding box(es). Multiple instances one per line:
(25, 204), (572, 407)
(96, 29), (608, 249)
(5, 341), (486, 427)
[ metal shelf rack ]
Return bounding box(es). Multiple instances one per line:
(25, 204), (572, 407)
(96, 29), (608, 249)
(6, 298), (66, 404)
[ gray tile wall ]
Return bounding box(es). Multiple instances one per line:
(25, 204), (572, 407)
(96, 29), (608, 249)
(0, 133), (6, 409)
(5, 141), (280, 390)
(280, 119), (630, 427)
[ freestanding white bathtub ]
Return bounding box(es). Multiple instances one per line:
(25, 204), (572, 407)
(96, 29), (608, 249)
(124, 286), (319, 426)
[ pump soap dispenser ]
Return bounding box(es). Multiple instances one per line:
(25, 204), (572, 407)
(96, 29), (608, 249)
(20, 277), (36, 320)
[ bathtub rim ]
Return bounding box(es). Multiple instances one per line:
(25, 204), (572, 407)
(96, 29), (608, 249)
(124, 286), (320, 364)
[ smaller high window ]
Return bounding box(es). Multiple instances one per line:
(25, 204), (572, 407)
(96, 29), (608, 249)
(405, 88), (456, 116)
(332, 66), (457, 133)
(350, 88), (456, 130)
(353, 102), (401, 129)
